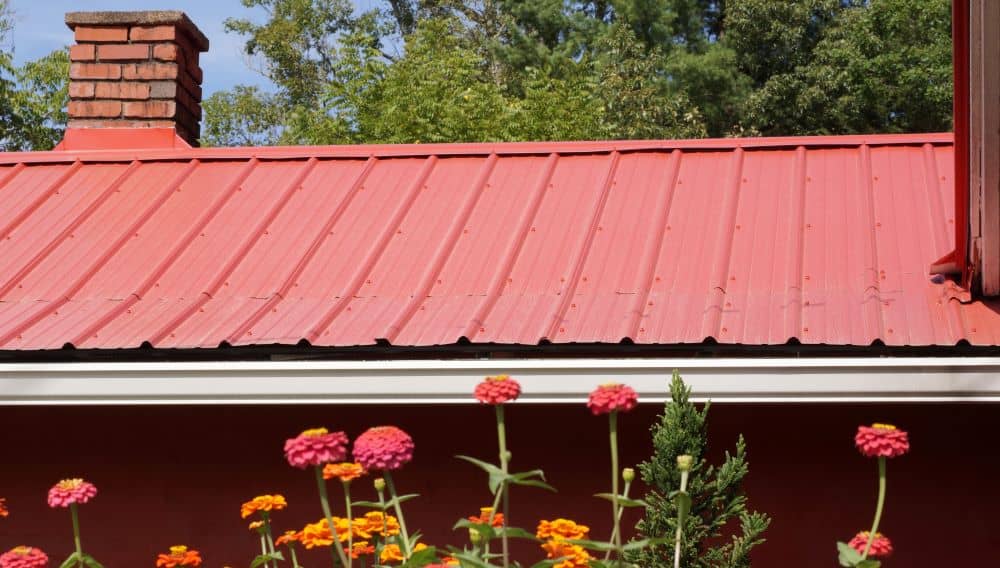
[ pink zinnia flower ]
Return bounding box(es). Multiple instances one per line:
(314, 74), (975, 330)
(587, 383), (638, 415)
(474, 375), (522, 405)
(284, 428), (349, 468)
(353, 426), (414, 471)
(855, 423), (910, 458)
(848, 532), (893, 558)
(0, 546), (49, 568)
(46, 479), (97, 508)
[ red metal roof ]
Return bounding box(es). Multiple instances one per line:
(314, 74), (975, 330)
(1, 131), (998, 349)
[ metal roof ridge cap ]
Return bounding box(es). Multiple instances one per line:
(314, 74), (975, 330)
(0, 132), (956, 165)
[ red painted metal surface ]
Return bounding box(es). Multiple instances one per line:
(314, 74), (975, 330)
(1, 131), (998, 349)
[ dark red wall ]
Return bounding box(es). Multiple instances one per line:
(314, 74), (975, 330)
(1, 402), (996, 566)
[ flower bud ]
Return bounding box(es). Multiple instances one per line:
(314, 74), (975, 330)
(469, 527), (482, 544)
(374, 477), (386, 492)
(622, 467), (635, 483)
(676, 455), (693, 472)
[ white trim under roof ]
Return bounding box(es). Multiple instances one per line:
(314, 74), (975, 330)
(1, 357), (999, 405)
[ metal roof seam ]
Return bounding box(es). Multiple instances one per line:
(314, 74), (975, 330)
(545, 151), (622, 341)
(306, 155), (439, 343)
(703, 148), (746, 341)
(225, 157), (380, 345)
(0, 163), (26, 192)
(859, 144), (886, 342)
(384, 153), (499, 344)
(0, 161), (141, 300)
(0, 159), (199, 347)
(0, 161), (83, 248)
(149, 157), (319, 346)
(626, 150), (684, 339)
(921, 143), (951, 258)
(784, 146), (808, 341)
(462, 153), (559, 341)
(141, 158), (261, 345)
(69, 160), (204, 346)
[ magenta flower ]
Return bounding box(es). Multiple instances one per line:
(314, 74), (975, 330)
(855, 423), (910, 458)
(848, 532), (893, 558)
(0, 546), (49, 568)
(474, 375), (522, 405)
(46, 479), (97, 508)
(587, 383), (638, 415)
(284, 428), (349, 468)
(353, 426), (414, 471)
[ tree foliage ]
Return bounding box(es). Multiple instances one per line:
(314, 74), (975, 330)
(629, 371), (770, 568)
(0, 0), (69, 151)
(0, 0), (955, 149)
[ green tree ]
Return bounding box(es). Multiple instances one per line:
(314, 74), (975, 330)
(630, 371), (770, 568)
(1, 0), (69, 151)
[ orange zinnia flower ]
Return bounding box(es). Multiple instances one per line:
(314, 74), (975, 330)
(155, 545), (202, 568)
(248, 520), (265, 531)
(344, 541), (375, 559)
(323, 462), (367, 482)
(240, 494), (287, 519)
(300, 517), (352, 548)
(275, 530), (301, 546)
(356, 511), (400, 537)
(541, 540), (592, 568)
(468, 507), (504, 527)
(379, 543), (427, 564)
(536, 519), (590, 540)
(0, 498), (8, 518)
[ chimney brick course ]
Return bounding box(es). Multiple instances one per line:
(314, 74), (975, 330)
(65, 11), (209, 146)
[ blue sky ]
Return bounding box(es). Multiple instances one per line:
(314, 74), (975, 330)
(8, 0), (277, 96)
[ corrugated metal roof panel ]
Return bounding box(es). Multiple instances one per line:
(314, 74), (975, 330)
(1, 132), (996, 350)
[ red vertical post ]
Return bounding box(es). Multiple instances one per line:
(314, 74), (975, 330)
(953, 0), (971, 287)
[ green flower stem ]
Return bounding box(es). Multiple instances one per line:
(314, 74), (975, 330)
(374, 485), (387, 560)
(483, 482), (504, 559)
(383, 471), (412, 559)
(674, 470), (689, 568)
(609, 411), (622, 566)
(604, 478), (632, 561)
(316, 465), (352, 568)
(70, 503), (84, 568)
(259, 535), (269, 568)
(289, 545), (301, 568)
(861, 457), (888, 560)
(497, 404), (511, 568)
(344, 481), (354, 563)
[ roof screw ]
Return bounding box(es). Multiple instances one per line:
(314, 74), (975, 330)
(507, 278), (513, 283)
(559, 327), (565, 332)
(873, 176), (879, 181)
(480, 327), (486, 332)
(804, 275), (811, 280)
(582, 276), (588, 282)
(366, 279), (372, 284)
(639, 327), (645, 333)
(463, 229), (469, 234)
(571, 303), (577, 308)
(887, 328), (893, 334)
(742, 178), (748, 183)
(972, 327), (978, 333)
(804, 301), (810, 306)
(729, 276), (736, 281)
(721, 327), (728, 333)
(735, 224), (741, 230)
(805, 223), (812, 229)
(876, 222), (882, 227)
(436, 279), (442, 284)
(725, 302), (732, 307)
(655, 276), (661, 282)
(530, 227), (536, 232)
(806, 176), (812, 182)
(597, 226), (603, 231)
(648, 301), (654, 306)
(803, 327), (809, 333)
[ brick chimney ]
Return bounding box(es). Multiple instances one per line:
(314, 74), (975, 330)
(64, 11), (209, 146)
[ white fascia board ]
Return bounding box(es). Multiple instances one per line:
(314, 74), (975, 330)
(1, 357), (1000, 405)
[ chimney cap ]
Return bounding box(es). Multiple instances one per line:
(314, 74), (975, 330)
(65, 10), (209, 51)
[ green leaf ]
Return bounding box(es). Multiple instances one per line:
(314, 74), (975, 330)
(59, 552), (80, 568)
(354, 494), (419, 510)
(250, 553), (285, 568)
(675, 491), (692, 527)
(565, 538), (617, 552)
(456, 455), (506, 493)
(497, 526), (538, 540)
(447, 550), (493, 568)
(593, 493), (648, 508)
(620, 537), (670, 551)
(401, 545), (437, 567)
(856, 561), (881, 568)
(837, 542), (863, 567)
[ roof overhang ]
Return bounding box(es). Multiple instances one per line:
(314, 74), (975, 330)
(2, 357), (999, 405)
